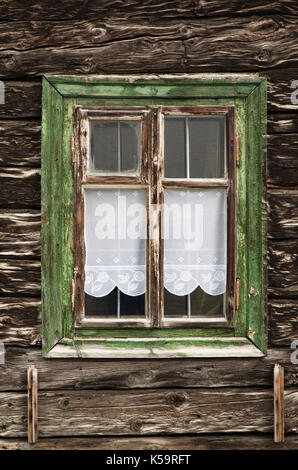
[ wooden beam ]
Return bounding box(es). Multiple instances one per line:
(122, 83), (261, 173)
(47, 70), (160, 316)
(274, 364), (285, 443)
(27, 365), (38, 444)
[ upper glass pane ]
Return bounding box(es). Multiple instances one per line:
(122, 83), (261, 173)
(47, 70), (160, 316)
(164, 116), (225, 178)
(89, 120), (141, 174)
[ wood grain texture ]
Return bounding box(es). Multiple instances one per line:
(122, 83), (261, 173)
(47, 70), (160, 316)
(0, 168), (40, 208)
(0, 1), (297, 22)
(268, 240), (298, 298)
(269, 300), (298, 347)
(0, 298), (41, 346)
(268, 114), (298, 134)
(0, 17), (297, 78)
(268, 190), (298, 239)
(0, 260), (40, 296)
(0, 16), (296, 54)
(0, 81), (41, 119)
(0, 210), (40, 258)
(0, 388), (297, 437)
(0, 75), (296, 120)
(0, 121), (40, 167)
(268, 134), (298, 187)
(0, 347), (297, 391)
(267, 68), (298, 112)
(1, 434), (298, 450)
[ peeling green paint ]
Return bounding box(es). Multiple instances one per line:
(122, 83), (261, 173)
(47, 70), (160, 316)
(41, 75), (267, 358)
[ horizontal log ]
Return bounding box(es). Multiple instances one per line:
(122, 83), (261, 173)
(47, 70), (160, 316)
(0, 168), (40, 208)
(1, 434), (298, 450)
(267, 69), (298, 113)
(0, 388), (297, 437)
(0, 73), (297, 120)
(0, 16), (298, 78)
(268, 190), (298, 239)
(0, 210), (40, 258)
(0, 1), (297, 22)
(0, 189), (296, 263)
(268, 134), (298, 187)
(0, 16), (296, 55)
(0, 347), (297, 391)
(1, 239), (294, 298)
(0, 81), (41, 119)
(268, 240), (298, 298)
(0, 131), (296, 202)
(0, 259), (40, 296)
(268, 114), (298, 134)
(0, 121), (40, 167)
(0, 298), (41, 346)
(268, 299), (298, 347)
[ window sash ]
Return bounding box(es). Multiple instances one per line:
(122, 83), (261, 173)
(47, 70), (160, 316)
(74, 105), (236, 329)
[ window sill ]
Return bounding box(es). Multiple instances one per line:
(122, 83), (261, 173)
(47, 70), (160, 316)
(44, 337), (264, 359)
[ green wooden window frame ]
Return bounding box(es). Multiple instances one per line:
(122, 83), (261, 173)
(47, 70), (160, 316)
(41, 74), (267, 359)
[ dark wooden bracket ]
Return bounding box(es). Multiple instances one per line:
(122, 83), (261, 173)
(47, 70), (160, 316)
(274, 364), (285, 443)
(27, 365), (38, 444)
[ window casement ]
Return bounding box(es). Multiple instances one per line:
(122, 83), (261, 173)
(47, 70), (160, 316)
(41, 74), (267, 358)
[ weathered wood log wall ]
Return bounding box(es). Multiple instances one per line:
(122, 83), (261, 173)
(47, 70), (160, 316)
(0, 0), (297, 450)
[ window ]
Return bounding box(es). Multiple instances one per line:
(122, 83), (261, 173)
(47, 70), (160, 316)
(41, 75), (267, 358)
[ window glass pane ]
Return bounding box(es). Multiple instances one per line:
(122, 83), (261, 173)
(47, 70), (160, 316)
(164, 118), (186, 178)
(164, 288), (224, 318)
(85, 289), (145, 318)
(84, 188), (146, 319)
(89, 120), (140, 174)
(164, 116), (225, 179)
(163, 188), (226, 318)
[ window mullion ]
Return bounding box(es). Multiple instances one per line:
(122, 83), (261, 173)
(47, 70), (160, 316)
(148, 107), (163, 328)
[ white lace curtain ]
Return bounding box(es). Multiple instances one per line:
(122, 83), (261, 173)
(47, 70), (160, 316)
(84, 188), (227, 298)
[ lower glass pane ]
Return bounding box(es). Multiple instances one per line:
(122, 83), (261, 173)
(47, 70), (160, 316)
(85, 288), (145, 318)
(164, 287), (224, 318)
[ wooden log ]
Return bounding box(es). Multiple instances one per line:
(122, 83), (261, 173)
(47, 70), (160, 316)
(0, 76), (296, 121)
(0, 210), (40, 258)
(0, 121), (40, 167)
(0, 82), (41, 119)
(0, 17), (298, 78)
(0, 298), (41, 346)
(266, 69), (298, 113)
(268, 240), (298, 298)
(268, 190), (298, 239)
(268, 299), (298, 347)
(0, 388), (297, 437)
(1, 239), (295, 299)
(0, 260), (40, 296)
(0, 1), (297, 22)
(268, 134), (298, 187)
(0, 16), (297, 55)
(268, 114), (298, 134)
(0, 136), (296, 209)
(0, 295), (294, 349)
(0, 347), (297, 392)
(0, 168), (40, 208)
(1, 434), (298, 450)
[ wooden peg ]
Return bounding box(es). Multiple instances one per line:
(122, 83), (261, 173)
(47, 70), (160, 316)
(27, 365), (38, 444)
(274, 364), (284, 443)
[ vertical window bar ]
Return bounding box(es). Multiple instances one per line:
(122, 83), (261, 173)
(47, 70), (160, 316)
(117, 121), (121, 172)
(117, 289), (121, 319)
(187, 294), (191, 318)
(185, 117), (191, 318)
(185, 117), (190, 179)
(117, 122), (121, 318)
